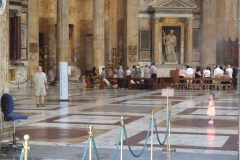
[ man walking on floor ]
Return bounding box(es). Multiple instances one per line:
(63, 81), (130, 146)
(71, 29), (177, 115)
(34, 66), (48, 107)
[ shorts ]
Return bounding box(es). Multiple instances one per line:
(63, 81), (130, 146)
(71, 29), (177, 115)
(35, 87), (46, 96)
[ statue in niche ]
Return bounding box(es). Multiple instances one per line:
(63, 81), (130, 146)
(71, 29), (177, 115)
(163, 30), (178, 62)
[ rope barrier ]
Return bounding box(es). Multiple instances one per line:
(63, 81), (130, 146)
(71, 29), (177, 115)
(29, 149), (35, 160)
(81, 138), (90, 160)
(92, 137), (100, 160)
(154, 112), (171, 145)
(20, 151), (24, 160)
(111, 127), (122, 160)
(9, 77), (31, 85)
(123, 120), (152, 157)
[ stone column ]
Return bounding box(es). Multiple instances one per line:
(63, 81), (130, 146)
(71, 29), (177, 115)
(186, 17), (193, 64)
(201, 0), (216, 66)
(152, 17), (159, 64)
(124, 0), (139, 68)
(15, 11), (21, 61)
(0, 1), (9, 93)
(57, 0), (69, 63)
(86, 34), (93, 71)
(28, 0), (39, 76)
(93, 0), (104, 72)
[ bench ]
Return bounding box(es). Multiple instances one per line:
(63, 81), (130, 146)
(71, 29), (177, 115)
(128, 78), (157, 90)
(85, 76), (105, 89)
(156, 77), (174, 89)
(176, 77), (232, 90)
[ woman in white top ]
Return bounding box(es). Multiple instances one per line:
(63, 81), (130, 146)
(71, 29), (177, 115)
(204, 67), (211, 84)
(143, 64), (151, 78)
(126, 66), (131, 78)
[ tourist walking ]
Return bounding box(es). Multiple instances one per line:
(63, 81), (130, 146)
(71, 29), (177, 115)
(34, 66), (48, 107)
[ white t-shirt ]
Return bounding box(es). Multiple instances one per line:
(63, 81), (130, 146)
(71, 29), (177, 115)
(204, 70), (211, 77)
(34, 72), (47, 88)
(226, 68), (233, 77)
(126, 70), (131, 76)
(186, 68), (194, 75)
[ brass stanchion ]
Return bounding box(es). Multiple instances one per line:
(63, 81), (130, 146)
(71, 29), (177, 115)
(163, 103), (176, 152)
(23, 134), (30, 160)
(88, 126), (93, 160)
(150, 111), (155, 160)
(120, 116), (124, 160)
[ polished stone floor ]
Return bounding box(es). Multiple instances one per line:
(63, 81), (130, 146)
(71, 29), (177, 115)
(0, 85), (239, 160)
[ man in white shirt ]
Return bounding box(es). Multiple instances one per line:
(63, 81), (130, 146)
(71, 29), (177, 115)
(213, 65), (223, 90)
(186, 66), (194, 88)
(34, 66), (48, 107)
(226, 64), (233, 77)
(149, 62), (157, 83)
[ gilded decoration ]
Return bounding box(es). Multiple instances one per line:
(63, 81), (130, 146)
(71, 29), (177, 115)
(30, 43), (38, 53)
(128, 55), (136, 63)
(128, 46), (137, 55)
(160, 18), (185, 24)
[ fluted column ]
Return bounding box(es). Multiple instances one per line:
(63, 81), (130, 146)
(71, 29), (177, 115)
(187, 17), (193, 64)
(57, 0), (69, 63)
(152, 17), (159, 64)
(0, 0), (9, 92)
(28, 0), (39, 76)
(93, 0), (105, 72)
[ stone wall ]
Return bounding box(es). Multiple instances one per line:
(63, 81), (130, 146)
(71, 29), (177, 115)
(39, 0), (93, 74)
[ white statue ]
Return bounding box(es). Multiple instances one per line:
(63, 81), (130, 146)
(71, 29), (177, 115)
(163, 30), (178, 62)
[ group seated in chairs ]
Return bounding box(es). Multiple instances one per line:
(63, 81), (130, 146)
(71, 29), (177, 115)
(1, 93), (28, 153)
(177, 65), (233, 90)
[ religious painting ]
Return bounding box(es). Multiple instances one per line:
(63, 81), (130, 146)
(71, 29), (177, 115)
(140, 29), (151, 50)
(140, 51), (150, 61)
(30, 43), (38, 53)
(192, 51), (199, 62)
(128, 46), (137, 55)
(21, 49), (27, 60)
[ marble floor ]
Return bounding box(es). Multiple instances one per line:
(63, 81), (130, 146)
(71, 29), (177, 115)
(0, 85), (239, 160)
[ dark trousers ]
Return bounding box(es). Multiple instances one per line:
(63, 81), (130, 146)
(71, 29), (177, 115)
(151, 74), (157, 83)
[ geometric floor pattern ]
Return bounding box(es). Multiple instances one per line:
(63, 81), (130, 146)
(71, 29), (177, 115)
(0, 85), (239, 159)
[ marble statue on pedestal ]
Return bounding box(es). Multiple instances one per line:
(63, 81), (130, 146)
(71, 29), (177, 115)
(163, 30), (178, 62)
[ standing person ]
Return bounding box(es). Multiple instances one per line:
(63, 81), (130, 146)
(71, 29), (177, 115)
(232, 67), (237, 89)
(126, 66), (131, 78)
(34, 66), (48, 107)
(143, 64), (151, 89)
(149, 62), (157, 83)
(117, 66), (125, 89)
(131, 65), (136, 78)
(207, 93), (216, 124)
(135, 64), (142, 78)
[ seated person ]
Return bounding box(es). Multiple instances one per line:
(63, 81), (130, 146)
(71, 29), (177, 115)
(221, 71), (231, 90)
(178, 66), (187, 83)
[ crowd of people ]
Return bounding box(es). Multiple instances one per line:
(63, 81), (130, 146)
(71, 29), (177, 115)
(178, 64), (237, 90)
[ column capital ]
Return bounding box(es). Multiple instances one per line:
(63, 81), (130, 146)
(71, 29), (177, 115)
(152, 17), (161, 24)
(15, 10), (22, 17)
(186, 17), (193, 24)
(9, 10), (15, 17)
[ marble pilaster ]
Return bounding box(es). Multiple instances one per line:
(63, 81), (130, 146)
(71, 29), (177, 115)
(0, 1), (9, 93)
(152, 17), (160, 64)
(57, 0), (69, 63)
(187, 17), (193, 64)
(93, 0), (105, 72)
(86, 34), (93, 71)
(28, 0), (39, 77)
(201, 0), (217, 66)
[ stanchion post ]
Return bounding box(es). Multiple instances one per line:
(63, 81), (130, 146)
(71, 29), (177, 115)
(120, 116), (124, 160)
(30, 75), (33, 88)
(18, 77), (20, 89)
(151, 111), (155, 160)
(88, 125), (93, 160)
(23, 134), (30, 160)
